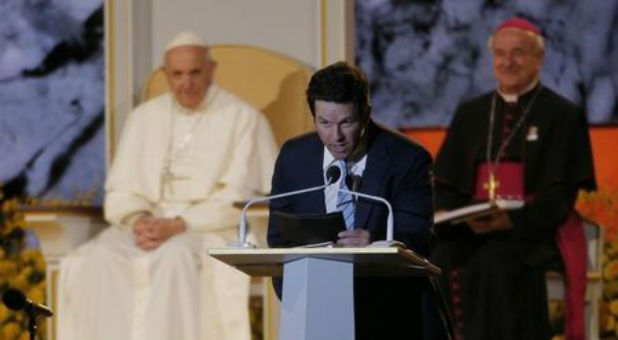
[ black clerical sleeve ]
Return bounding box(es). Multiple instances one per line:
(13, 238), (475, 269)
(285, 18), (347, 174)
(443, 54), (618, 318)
(435, 97), (489, 211)
(509, 182), (577, 240)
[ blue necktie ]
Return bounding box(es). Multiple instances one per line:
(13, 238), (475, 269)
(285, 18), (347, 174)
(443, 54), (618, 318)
(337, 160), (355, 230)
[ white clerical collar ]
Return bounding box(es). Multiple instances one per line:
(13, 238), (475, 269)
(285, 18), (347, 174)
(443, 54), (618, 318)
(322, 147), (368, 178)
(497, 79), (539, 103)
(172, 83), (218, 115)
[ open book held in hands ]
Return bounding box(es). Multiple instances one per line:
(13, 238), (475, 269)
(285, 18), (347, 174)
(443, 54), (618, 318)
(434, 199), (524, 225)
(435, 161), (526, 225)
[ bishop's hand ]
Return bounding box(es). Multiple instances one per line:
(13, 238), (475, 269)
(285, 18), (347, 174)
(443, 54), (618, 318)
(466, 211), (512, 234)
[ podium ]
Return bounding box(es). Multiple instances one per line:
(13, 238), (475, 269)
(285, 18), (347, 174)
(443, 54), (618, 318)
(209, 246), (441, 340)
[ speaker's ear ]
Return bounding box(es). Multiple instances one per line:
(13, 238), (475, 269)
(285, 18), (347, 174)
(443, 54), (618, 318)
(348, 120), (370, 163)
(357, 114), (370, 141)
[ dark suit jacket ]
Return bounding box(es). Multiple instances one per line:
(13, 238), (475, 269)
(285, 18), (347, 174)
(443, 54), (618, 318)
(267, 121), (434, 339)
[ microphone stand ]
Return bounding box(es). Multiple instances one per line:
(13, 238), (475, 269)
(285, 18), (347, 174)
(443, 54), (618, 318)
(2, 288), (53, 340)
(230, 184), (329, 248)
(338, 188), (405, 248)
(230, 166), (342, 248)
(26, 304), (39, 340)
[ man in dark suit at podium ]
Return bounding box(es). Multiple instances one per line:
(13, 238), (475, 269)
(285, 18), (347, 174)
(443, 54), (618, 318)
(267, 61), (434, 339)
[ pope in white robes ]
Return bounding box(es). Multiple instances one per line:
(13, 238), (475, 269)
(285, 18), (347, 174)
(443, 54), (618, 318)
(56, 31), (278, 340)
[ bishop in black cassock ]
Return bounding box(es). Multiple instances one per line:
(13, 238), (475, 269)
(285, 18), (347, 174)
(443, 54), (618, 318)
(432, 18), (596, 340)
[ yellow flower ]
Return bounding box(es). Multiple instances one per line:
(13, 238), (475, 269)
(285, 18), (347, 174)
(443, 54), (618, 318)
(9, 275), (28, 292)
(12, 218), (26, 229)
(27, 285), (45, 304)
(605, 314), (617, 332)
(14, 310), (24, 324)
(548, 300), (564, 321)
(604, 260), (618, 281)
(604, 283), (618, 303)
(0, 261), (18, 276)
(18, 265), (33, 278)
(0, 304), (8, 320)
(19, 249), (38, 262)
(19, 250), (46, 273)
(34, 256), (46, 272)
(17, 331), (30, 340)
(2, 199), (18, 213)
(611, 299), (618, 317)
(2, 322), (21, 340)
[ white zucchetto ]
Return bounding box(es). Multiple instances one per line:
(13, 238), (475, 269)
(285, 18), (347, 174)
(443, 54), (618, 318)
(165, 31), (207, 52)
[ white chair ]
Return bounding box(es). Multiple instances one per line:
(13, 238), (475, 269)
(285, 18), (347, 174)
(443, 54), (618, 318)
(141, 44), (315, 147)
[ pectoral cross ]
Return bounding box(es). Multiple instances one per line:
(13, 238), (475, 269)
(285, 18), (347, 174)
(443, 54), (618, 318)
(162, 167), (176, 196)
(161, 157), (189, 196)
(483, 172), (500, 203)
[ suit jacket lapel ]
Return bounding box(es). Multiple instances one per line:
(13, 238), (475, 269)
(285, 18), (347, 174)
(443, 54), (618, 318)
(355, 126), (390, 230)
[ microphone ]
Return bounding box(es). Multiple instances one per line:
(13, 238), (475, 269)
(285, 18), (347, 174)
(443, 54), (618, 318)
(231, 165), (342, 247)
(326, 165), (342, 184)
(2, 288), (53, 317)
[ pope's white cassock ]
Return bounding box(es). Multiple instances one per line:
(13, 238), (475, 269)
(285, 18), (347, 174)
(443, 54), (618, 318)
(57, 84), (278, 340)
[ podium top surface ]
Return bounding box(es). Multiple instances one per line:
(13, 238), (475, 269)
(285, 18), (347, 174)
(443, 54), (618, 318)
(208, 246), (441, 277)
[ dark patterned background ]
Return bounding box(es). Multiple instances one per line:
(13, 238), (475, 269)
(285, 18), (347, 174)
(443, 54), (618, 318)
(356, 0), (618, 128)
(0, 0), (104, 204)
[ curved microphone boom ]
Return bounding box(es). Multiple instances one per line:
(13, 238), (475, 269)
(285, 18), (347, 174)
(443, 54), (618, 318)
(337, 187), (402, 247)
(2, 288), (53, 317)
(231, 165), (341, 247)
